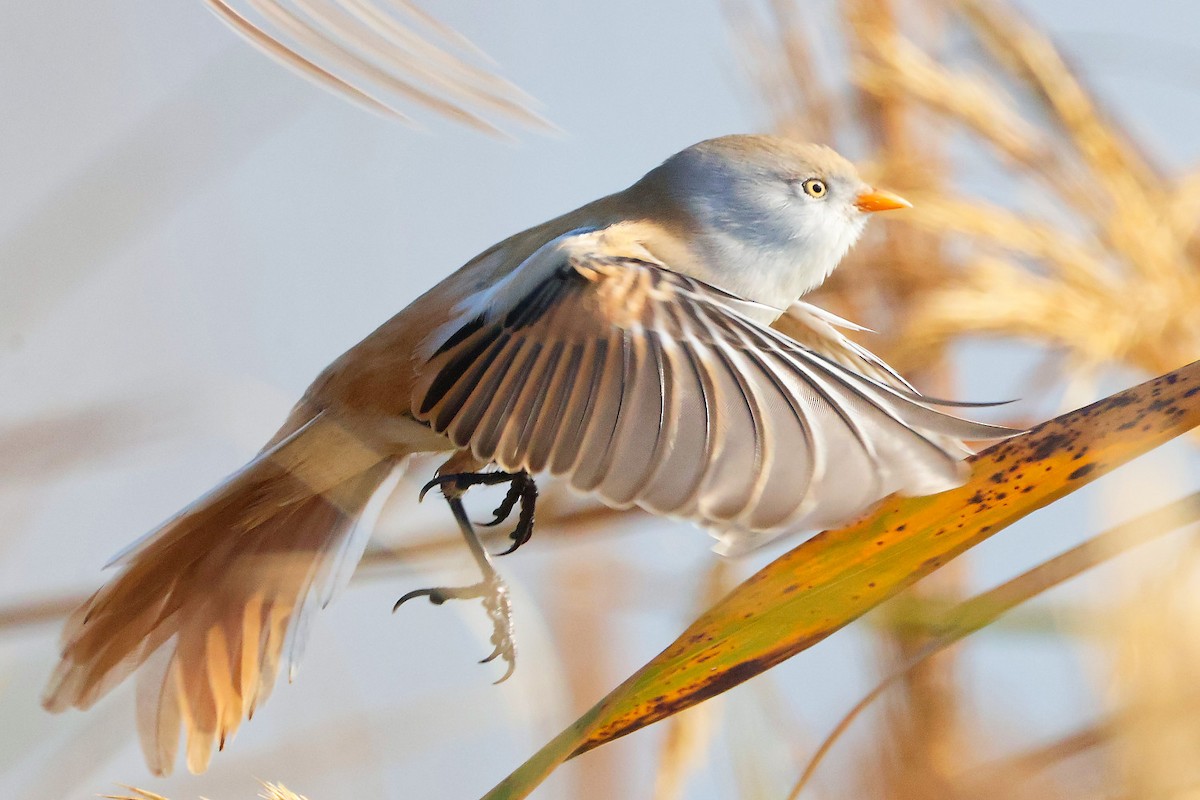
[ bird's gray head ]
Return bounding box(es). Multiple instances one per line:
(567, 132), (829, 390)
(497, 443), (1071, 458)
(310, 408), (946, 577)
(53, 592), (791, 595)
(643, 135), (909, 307)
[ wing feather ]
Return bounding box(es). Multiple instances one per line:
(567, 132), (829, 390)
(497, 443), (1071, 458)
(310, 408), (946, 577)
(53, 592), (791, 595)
(638, 331), (715, 516)
(572, 328), (631, 492)
(598, 330), (669, 506)
(412, 232), (1020, 550)
(497, 340), (560, 468)
(471, 339), (536, 458)
(707, 321), (818, 529)
(524, 341), (575, 473)
(728, 313), (970, 518)
(685, 304), (765, 523)
(442, 332), (512, 444)
(549, 338), (607, 476)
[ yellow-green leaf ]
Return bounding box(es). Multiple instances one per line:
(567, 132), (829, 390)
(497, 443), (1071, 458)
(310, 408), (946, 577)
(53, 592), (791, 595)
(482, 360), (1200, 800)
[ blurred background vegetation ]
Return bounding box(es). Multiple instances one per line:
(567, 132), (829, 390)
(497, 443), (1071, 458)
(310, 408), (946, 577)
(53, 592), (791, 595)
(2, 0), (1199, 798)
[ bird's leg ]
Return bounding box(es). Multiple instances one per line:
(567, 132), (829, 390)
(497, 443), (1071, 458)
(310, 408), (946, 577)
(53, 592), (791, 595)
(393, 469), (537, 683)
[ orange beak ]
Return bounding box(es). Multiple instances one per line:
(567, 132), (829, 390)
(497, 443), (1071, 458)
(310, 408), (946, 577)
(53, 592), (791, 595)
(854, 188), (912, 213)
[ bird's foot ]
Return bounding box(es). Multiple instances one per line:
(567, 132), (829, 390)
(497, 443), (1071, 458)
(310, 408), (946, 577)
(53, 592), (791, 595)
(480, 472), (537, 555)
(394, 573), (517, 683)
(401, 469), (532, 682)
(419, 470), (538, 555)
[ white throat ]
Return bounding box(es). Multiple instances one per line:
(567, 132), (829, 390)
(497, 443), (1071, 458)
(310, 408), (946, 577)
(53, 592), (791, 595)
(685, 203), (868, 317)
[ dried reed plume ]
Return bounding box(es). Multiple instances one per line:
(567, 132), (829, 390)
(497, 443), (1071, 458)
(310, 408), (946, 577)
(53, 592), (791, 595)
(735, 0), (1200, 396)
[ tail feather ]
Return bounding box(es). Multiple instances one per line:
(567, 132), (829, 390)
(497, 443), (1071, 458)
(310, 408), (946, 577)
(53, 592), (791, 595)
(43, 412), (399, 776)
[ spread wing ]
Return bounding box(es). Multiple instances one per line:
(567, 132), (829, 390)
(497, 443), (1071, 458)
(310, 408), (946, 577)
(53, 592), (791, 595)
(411, 231), (1018, 552)
(776, 301), (916, 391)
(203, 0), (547, 135)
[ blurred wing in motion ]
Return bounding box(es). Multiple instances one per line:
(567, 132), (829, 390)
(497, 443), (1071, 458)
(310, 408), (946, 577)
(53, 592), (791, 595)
(412, 229), (1019, 555)
(204, 0), (550, 135)
(43, 411), (401, 775)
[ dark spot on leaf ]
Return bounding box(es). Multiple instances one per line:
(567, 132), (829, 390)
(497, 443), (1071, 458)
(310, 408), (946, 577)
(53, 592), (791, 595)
(1104, 392), (1140, 408)
(1068, 463), (1097, 480)
(1028, 432), (1073, 462)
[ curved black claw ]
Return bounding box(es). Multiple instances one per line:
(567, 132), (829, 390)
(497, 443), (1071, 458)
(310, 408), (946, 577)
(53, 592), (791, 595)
(481, 477), (526, 527)
(419, 473), (467, 502)
(393, 582), (485, 611)
(394, 588), (440, 610)
(496, 477), (537, 556)
(394, 588), (446, 611)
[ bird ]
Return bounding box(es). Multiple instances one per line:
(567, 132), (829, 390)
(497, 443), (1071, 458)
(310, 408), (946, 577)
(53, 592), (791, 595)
(42, 134), (1017, 776)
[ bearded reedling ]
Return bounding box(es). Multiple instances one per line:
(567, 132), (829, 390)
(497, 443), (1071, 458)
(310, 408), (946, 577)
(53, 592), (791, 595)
(44, 135), (1016, 775)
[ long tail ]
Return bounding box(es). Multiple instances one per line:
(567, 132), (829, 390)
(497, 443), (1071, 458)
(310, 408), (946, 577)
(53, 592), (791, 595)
(42, 410), (400, 775)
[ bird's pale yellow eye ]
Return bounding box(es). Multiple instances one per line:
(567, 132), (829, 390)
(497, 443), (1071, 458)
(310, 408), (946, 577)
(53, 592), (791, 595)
(801, 178), (827, 198)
